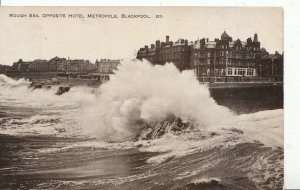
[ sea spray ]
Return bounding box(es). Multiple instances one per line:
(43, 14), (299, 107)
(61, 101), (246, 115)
(0, 74), (96, 107)
(80, 59), (233, 140)
(0, 74), (29, 87)
(0, 75), (98, 138)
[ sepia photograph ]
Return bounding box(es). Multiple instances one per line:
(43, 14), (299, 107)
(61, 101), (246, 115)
(0, 6), (284, 189)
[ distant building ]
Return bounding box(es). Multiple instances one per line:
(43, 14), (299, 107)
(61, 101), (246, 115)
(259, 51), (283, 81)
(0, 64), (10, 73)
(29, 59), (49, 72)
(67, 59), (81, 72)
(191, 38), (216, 77)
(67, 59), (95, 72)
(191, 32), (260, 78)
(96, 59), (121, 74)
(12, 59), (32, 72)
(49, 56), (67, 72)
(137, 35), (191, 71)
(10, 57), (96, 73)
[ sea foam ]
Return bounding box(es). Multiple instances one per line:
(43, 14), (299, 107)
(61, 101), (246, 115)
(79, 59), (233, 140)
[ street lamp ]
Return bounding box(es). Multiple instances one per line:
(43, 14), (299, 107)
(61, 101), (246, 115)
(271, 58), (274, 81)
(259, 64), (262, 82)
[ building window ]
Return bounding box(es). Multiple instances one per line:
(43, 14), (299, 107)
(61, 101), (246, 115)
(207, 69), (210, 76)
(237, 68), (242, 75)
(228, 68), (232, 75)
(247, 68), (254, 76)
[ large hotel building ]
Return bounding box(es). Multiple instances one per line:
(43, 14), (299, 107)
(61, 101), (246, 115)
(137, 36), (191, 71)
(137, 32), (282, 81)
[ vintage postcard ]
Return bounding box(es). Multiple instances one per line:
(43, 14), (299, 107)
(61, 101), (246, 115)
(0, 7), (283, 189)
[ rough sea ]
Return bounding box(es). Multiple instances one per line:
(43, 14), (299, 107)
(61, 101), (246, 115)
(0, 60), (283, 190)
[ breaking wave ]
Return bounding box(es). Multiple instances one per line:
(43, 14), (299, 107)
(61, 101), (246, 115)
(0, 74), (96, 107)
(0, 74), (29, 87)
(80, 59), (233, 140)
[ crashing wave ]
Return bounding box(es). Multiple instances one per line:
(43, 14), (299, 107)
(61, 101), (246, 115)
(79, 59), (233, 141)
(0, 74), (29, 87)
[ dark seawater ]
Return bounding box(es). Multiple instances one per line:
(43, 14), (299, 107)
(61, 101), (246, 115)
(0, 73), (283, 190)
(209, 85), (283, 114)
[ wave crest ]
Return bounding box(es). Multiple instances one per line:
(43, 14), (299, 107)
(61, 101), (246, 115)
(0, 74), (29, 87)
(80, 59), (233, 141)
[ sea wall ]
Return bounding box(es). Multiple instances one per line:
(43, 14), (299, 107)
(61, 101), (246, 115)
(209, 83), (283, 114)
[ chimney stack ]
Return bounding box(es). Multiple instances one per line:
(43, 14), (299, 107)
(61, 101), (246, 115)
(151, 44), (155, 49)
(156, 40), (160, 49)
(185, 39), (188, 45)
(166, 35), (170, 43)
(253, 33), (258, 42)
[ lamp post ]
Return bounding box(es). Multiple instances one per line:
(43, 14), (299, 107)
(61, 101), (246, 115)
(259, 64), (262, 82)
(271, 58), (274, 81)
(225, 53), (228, 82)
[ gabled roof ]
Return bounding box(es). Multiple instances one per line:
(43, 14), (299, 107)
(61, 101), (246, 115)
(234, 39), (242, 46)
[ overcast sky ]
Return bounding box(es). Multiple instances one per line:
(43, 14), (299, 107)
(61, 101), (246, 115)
(0, 7), (283, 65)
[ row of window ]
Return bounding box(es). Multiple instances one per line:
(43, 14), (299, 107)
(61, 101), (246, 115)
(159, 53), (185, 60)
(193, 52), (211, 58)
(227, 60), (255, 66)
(99, 66), (118, 70)
(218, 45), (259, 51)
(193, 58), (256, 66)
(222, 51), (257, 58)
(227, 68), (256, 76)
(193, 51), (257, 59)
(142, 51), (257, 60)
(160, 46), (189, 54)
(194, 67), (256, 77)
